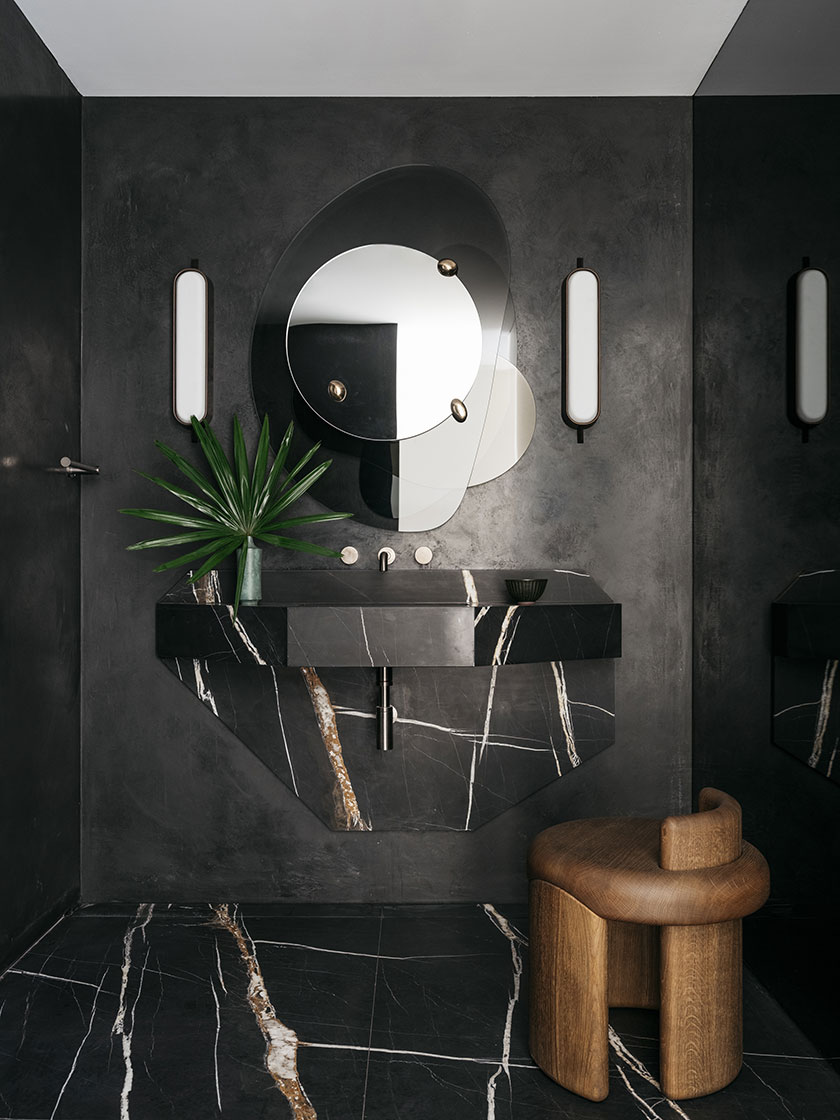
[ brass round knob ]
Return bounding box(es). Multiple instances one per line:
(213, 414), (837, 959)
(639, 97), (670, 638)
(451, 398), (468, 423)
(437, 258), (458, 277)
(327, 379), (347, 402)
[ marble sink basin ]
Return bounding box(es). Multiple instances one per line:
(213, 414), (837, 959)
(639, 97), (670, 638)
(156, 568), (621, 668)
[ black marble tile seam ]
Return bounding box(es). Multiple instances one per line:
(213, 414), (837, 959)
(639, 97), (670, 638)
(358, 906), (384, 1120)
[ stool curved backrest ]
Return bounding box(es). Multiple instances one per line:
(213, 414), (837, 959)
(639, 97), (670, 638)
(660, 787), (742, 871)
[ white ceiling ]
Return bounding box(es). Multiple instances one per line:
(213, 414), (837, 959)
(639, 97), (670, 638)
(14, 0), (748, 97)
(697, 0), (840, 95)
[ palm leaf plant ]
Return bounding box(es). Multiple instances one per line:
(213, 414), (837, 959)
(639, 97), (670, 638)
(121, 414), (351, 615)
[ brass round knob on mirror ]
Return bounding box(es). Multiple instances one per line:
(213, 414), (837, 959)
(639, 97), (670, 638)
(437, 258), (458, 277)
(327, 379), (347, 402)
(450, 398), (468, 423)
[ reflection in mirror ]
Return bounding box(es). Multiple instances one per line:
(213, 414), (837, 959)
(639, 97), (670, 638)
(252, 166), (535, 531)
(288, 245), (482, 441)
(469, 358), (536, 487)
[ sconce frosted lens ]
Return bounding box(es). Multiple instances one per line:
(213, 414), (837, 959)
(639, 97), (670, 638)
(795, 267), (829, 426)
(565, 267), (600, 428)
(173, 268), (209, 425)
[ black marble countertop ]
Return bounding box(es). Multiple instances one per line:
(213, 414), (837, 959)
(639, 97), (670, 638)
(159, 567), (613, 607)
(156, 567), (621, 667)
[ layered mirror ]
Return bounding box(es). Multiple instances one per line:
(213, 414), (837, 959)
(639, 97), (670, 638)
(251, 166), (535, 531)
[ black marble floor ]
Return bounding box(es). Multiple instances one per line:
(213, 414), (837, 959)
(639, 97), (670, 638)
(0, 903), (837, 1120)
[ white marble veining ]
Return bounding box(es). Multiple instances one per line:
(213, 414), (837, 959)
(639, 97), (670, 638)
(742, 1061), (798, 1120)
(212, 904), (316, 1118)
(49, 970), (108, 1120)
(113, 903), (154, 1120)
(608, 1026), (692, 1119)
(210, 975), (222, 1111)
(551, 660), (582, 768)
(270, 666), (300, 797)
(483, 904), (526, 1119)
(301, 667), (372, 831)
(227, 606), (268, 664)
(358, 607), (376, 666)
(192, 658), (218, 715)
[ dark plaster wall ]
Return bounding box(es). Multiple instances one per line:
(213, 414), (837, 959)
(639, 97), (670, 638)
(693, 96), (840, 907)
(0, 0), (81, 967)
(81, 97), (692, 902)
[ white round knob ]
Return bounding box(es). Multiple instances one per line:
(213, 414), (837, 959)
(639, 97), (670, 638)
(414, 546), (433, 566)
(340, 546), (359, 565)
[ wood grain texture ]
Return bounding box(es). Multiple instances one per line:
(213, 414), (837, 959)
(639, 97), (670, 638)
(607, 920), (660, 1009)
(660, 919), (743, 1099)
(528, 818), (769, 925)
(529, 880), (609, 1101)
(661, 787), (742, 870)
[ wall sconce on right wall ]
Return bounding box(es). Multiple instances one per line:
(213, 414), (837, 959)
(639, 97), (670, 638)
(791, 263), (829, 439)
(563, 260), (600, 442)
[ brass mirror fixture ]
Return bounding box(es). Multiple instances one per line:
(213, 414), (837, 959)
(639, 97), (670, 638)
(252, 166), (535, 531)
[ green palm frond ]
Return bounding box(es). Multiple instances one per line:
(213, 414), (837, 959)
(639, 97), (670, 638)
(121, 414), (351, 615)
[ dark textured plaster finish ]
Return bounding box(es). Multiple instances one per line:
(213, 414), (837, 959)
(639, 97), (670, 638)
(693, 98), (840, 907)
(82, 97), (692, 901)
(0, 0), (81, 965)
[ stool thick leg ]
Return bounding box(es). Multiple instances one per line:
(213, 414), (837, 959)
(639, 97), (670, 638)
(529, 880), (609, 1101)
(660, 918), (742, 1099)
(607, 920), (660, 1010)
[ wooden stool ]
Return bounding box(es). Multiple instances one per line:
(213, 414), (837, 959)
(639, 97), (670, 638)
(527, 788), (770, 1101)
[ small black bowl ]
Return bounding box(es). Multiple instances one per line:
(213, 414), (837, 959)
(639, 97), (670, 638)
(505, 577), (547, 603)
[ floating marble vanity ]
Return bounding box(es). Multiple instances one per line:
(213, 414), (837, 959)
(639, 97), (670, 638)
(158, 568), (621, 830)
(773, 569), (840, 785)
(156, 568), (621, 667)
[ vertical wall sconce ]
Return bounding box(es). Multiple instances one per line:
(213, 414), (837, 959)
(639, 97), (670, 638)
(564, 260), (600, 441)
(793, 264), (829, 434)
(173, 265), (211, 426)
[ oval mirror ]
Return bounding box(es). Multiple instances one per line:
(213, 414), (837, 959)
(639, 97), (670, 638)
(287, 244), (482, 442)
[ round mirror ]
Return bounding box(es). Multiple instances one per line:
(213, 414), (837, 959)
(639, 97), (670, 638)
(286, 244), (482, 442)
